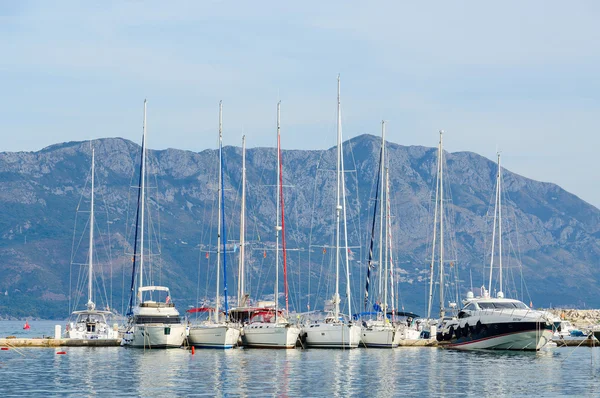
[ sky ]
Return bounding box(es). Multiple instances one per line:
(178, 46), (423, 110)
(1, 1), (599, 207)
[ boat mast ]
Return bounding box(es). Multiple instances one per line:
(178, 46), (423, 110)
(383, 166), (389, 317)
(426, 136), (441, 319)
(378, 121), (386, 312)
(339, 77), (353, 320)
(138, 99), (147, 302)
(275, 101), (281, 322)
(363, 145), (382, 311)
(386, 169), (396, 321)
(334, 75), (342, 319)
(488, 153), (500, 295)
(215, 100), (223, 323)
(439, 130), (445, 319)
(87, 146), (95, 310)
(238, 135), (246, 307)
(278, 102), (290, 314)
(126, 101), (146, 315)
(498, 154), (503, 297)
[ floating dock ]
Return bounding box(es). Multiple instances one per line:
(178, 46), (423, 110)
(553, 338), (598, 347)
(397, 338), (438, 347)
(0, 338), (121, 347)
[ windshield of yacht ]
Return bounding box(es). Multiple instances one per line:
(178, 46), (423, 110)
(478, 301), (529, 310)
(77, 314), (105, 323)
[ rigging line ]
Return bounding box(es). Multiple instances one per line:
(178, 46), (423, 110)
(346, 139), (364, 314)
(199, 149), (220, 308)
(126, 104), (146, 317)
(307, 149), (326, 311)
(279, 139), (290, 313)
(364, 144), (382, 311)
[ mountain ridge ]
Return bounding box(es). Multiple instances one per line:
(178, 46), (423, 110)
(0, 133), (599, 319)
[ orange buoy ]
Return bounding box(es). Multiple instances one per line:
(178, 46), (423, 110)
(191, 346), (195, 355)
(56, 351), (67, 355)
(1, 347), (9, 351)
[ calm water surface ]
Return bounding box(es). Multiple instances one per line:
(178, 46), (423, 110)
(2, 320), (600, 396)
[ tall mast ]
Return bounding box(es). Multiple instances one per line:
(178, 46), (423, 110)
(386, 169), (396, 321)
(383, 166), (389, 316)
(238, 135), (246, 307)
(334, 75), (342, 319)
(427, 137), (441, 319)
(275, 101), (281, 322)
(378, 121), (386, 309)
(87, 146), (95, 310)
(439, 130), (445, 319)
(363, 145), (382, 311)
(488, 154), (500, 295)
(139, 99), (147, 300)
(498, 154), (503, 297)
(278, 102), (290, 315)
(215, 100), (223, 322)
(338, 76), (353, 320)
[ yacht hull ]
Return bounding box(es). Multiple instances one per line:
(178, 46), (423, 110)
(445, 322), (553, 350)
(242, 324), (301, 348)
(188, 324), (240, 348)
(304, 323), (361, 348)
(361, 325), (398, 348)
(125, 324), (186, 348)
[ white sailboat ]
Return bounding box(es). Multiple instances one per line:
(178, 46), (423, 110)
(242, 101), (301, 348)
(121, 100), (186, 348)
(66, 146), (119, 343)
(303, 75), (361, 349)
(188, 101), (241, 349)
(360, 121), (400, 348)
(438, 153), (554, 350)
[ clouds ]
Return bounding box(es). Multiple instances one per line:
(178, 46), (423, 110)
(0, 1), (599, 206)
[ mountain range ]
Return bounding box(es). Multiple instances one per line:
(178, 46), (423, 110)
(1, 134), (599, 319)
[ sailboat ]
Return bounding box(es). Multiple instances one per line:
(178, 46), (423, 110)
(187, 101), (241, 349)
(121, 100), (186, 348)
(303, 75), (361, 349)
(66, 145), (119, 343)
(241, 101), (301, 348)
(360, 121), (401, 348)
(437, 153), (553, 350)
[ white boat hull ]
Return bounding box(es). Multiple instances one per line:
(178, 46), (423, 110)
(188, 324), (240, 348)
(304, 323), (361, 348)
(448, 329), (554, 350)
(242, 323), (301, 348)
(124, 323), (186, 348)
(361, 325), (398, 348)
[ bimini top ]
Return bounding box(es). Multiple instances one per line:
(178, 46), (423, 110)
(139, 286), (170, 293)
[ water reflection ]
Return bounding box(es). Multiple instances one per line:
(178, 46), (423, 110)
(3, 335), (600, 396)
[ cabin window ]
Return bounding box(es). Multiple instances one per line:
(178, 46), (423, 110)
(135, 316), (181, 324)
(164, 327), (171, 335)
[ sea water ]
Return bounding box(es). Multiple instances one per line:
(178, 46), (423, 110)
(1, 320), (600, 396)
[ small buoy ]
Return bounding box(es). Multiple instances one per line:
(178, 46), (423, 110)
(23, 321), (30, 330)
(56, 351), (67, 355)
(1, 347), (9, 351)
(191, 346), (195, 355)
